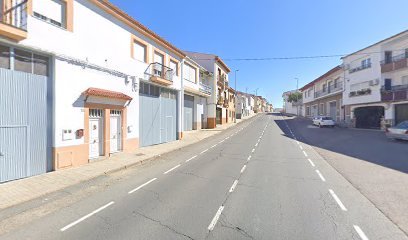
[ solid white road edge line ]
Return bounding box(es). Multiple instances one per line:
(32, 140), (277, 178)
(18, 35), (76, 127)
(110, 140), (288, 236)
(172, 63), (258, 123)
(240, 165), (247, 173)
(229, 180), (239, 193)
(60, 201), (115, 232)
(353, 225), (369, 240)
(307, 158), (315, 167)
(128, 178), (158, 194)
(302, 151), (308, 157)
(186, 155), (197, 162)
(208, 206), (224, 231)
(164, 164), (181, 174)
(329, 189), (348, 211)
(315, 170), (326, 182)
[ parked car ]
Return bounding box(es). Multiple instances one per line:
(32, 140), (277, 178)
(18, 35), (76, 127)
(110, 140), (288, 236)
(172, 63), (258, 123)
(312, 116), (336, 128)
(386, 121), (408, 141)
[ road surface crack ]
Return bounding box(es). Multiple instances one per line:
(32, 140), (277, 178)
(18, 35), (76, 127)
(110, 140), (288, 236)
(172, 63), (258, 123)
(132, 210), (195, 240)
(217, 213), (254, 239)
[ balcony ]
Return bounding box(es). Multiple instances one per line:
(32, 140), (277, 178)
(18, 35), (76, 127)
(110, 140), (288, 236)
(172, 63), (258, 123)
(223, 99), (229, 108)
(199, 83), (212, 96)
(217, 75), (228, 89)
(217, 96), (224, 105)
(146, 62), (174, 86)
(381, 84), (408, 102)
(314, 81), (343, 98)
(0, 0), (28, 41)
(381, 53), (408, 73)
(349, 63), (371, 74)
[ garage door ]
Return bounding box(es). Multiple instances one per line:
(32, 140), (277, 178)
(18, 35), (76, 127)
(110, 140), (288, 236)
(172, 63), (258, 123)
(0, 69), (48, 183)
(184, 94), (194, 131)
(329, 101), (337, 121)
(395, 104), (408, 125)
(355, 106), (384, 129)
(139, 82), (177, 147)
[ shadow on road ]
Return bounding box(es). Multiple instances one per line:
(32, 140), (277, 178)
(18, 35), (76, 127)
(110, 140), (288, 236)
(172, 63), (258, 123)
(274, 115), (408, 174)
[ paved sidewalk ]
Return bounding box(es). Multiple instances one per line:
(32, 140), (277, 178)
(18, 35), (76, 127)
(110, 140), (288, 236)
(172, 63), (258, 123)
(0, 114), (258, 210)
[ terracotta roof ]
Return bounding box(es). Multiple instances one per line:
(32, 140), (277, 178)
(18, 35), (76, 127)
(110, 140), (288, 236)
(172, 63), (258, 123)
(83, 88), (132, 101)
(90, 0), (185, 58)
(299, 65), (342, 91)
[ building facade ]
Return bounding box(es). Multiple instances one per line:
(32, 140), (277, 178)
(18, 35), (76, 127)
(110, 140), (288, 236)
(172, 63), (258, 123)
(184, 51), (231, 127)
(342, 30), (408, 129)
(282, 90), (301, 115)
(300, 66), (344, 122)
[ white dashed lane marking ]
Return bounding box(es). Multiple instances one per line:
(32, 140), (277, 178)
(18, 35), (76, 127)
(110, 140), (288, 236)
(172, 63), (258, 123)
(128, 178), (157, 194)
(208, 206), (224, 231)
(186, 155), (197, 162)
(329, 189), (348, 211)
(307, 158), (315, 167)
(315, 169), (326, 182)
(229, 180), (239, 193)
(163, 164), (181, 174)
(353, 225), (369, 240)
(240, 165), (247, 173)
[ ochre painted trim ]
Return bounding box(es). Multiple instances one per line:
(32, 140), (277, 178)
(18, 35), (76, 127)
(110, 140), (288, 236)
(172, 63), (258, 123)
(169, 57), (179, 76)
(0, 22), (27, 41)
(131, 35), (149, 63)
(53, 144), (88, 170)
(177, 132), (183, 140)
(64, 0), (74, 32)
(207, 118), (216, 129)
(89, 0), (185, 58)
(152, 47), (167, 66)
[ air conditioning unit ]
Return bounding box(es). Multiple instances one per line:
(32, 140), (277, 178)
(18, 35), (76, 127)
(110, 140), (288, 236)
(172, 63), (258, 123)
(369, 79), (380, 86)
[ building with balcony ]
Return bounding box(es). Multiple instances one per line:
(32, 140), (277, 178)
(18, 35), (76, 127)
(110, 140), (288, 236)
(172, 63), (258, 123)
(300, 66), (344, 122)
(182, 56), (212, 131)
(227, 87), (236, 122)
(342, 29), (408, 129)
(0, 0), (188, 182)
(184, 51), (231, 127)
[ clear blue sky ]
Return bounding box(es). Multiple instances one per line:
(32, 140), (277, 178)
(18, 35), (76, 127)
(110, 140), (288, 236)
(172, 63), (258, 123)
(110, 0), (407, 108)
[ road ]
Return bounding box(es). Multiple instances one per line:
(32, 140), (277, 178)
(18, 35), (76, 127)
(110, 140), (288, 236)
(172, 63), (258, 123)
(0, 114), (407, 240)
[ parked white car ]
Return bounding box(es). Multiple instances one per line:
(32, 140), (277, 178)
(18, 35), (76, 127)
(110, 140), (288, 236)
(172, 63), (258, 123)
(386, 121), (408, 141)
(312, 116), (336, 128)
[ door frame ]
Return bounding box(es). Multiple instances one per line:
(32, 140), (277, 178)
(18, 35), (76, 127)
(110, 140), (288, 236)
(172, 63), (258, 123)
(109, 110), (122, 153)
(85, 103), (127, 159)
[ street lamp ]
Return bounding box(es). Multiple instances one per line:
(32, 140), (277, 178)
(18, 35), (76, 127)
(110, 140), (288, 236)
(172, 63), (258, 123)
(234, 69), (239, 123)
(295, 77), (299, 116)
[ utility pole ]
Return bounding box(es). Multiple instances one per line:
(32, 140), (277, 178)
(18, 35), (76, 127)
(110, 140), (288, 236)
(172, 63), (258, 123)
(234, 69), (239, 123)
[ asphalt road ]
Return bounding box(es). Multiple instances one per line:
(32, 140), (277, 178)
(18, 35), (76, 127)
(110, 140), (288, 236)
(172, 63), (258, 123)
(1, 114), (407, 240)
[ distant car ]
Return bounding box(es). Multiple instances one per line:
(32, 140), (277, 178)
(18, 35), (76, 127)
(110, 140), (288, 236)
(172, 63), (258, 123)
(312, 116), (336, 128)
(386, 121), (408, 141)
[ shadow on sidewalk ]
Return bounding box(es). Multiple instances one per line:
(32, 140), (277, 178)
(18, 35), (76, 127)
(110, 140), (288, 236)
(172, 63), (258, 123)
(274, 115), (408, 174)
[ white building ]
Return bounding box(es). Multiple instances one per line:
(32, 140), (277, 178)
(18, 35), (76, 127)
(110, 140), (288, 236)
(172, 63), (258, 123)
(236, 92), (254, 119)
(342, 30), (408, 129)
(0, 0), (198, 182)
(282, 90), (300, 115)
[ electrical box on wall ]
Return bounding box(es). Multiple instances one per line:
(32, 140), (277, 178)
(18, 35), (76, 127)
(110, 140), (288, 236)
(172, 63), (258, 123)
(62, 129), (74, 141)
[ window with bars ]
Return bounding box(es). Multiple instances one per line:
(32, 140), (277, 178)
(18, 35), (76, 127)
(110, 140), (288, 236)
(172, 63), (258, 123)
(110, 110), (122, 116)
(89, 109), (103, 118)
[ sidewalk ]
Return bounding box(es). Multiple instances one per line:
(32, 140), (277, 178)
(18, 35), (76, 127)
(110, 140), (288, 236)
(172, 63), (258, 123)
(0, 114), (258, 210)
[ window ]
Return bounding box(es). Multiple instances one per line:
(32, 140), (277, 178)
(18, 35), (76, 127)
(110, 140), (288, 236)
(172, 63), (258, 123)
(184, 63), (197, 83)
(133, 41), (147, 63)
(322, 83), (327, 92)
(33, 0), (67, 28)
(361, 58), (371, 68)
(169, 60), (178, 76)
(0, 45), (10, 69)
(14, 49), (33, 73)
(334, 78), (339, 88)
(154, 51), (164, 65)
(385, 51), (393, 64)
(308, 89), (312, 98)
(33, 54), (49, 76)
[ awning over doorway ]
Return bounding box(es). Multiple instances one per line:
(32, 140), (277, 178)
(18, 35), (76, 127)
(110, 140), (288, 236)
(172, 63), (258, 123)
(83, 87), (132, 101)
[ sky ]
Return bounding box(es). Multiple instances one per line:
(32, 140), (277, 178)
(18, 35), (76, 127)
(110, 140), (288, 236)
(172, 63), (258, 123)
(110, 0), (407, 108)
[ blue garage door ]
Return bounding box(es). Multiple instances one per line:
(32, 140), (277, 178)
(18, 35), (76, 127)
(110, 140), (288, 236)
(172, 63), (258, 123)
(139, 82), (177, 147)
(0, 69), (48, 183)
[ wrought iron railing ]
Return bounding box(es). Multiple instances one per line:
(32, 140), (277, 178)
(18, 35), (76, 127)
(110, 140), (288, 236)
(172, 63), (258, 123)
(199, 83), (212, 95)
(145, 62), (174, 82)
(349, 63), (371, 74)
(381, 53), (408, 65)
(314, 81), (343, 98)
(1, 0), (28, 30)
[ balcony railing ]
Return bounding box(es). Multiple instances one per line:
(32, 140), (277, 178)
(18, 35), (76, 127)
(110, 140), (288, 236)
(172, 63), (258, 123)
(145, 62), (174, 85)
(381, 53), (408, 73)
(314, 81), (343, 98)
(199, 83), (212, 95)
(349, 64), (371, 74)
(1, 0), (28, 30)
(217, 96), (224, 105)
(381, 84), (408, 102)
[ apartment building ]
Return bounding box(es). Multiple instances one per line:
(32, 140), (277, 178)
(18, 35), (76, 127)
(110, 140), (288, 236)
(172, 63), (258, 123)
(0, 0), (192, 183)
(184, 51), (231, 127)
(236, 91), (254, 119)
(182, 57), (212, 131)
(342, 30), (408, 129)
(300, 66), (344, 122)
